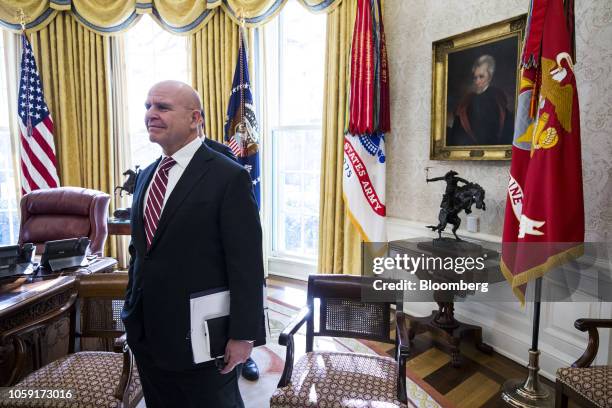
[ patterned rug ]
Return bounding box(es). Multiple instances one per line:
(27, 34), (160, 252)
(239, 298), (455, 408)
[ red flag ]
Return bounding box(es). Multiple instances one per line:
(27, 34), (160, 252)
(376, 0), (390, 132)
(501, 0), (583, 303)
(349, 0), (374, 134)
(348, 0), (390, 135)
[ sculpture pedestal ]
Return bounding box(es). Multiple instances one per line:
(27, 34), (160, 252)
(406, 304), (494, 367)
(388, 237), (502, 367)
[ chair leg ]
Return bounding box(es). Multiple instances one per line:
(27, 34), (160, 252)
(554, 380), (568, 408)
(397, 355), (407, 404)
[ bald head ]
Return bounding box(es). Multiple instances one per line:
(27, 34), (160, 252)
(149, 80), (203, 111)
(144, 81), (204, 156)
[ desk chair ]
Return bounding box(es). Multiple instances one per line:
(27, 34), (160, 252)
(18, 187), (110, 256)
(0, 273), (142, 408)
(270, 274), (410, 407)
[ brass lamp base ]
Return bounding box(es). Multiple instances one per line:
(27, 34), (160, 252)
(501, 350), (553, 408)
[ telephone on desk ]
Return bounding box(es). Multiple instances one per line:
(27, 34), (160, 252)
(39, 237), (91, 272)
(0, 243), (36, 278)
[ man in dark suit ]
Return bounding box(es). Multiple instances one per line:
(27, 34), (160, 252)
(200, 131), (261, 383)
(121, 80), (264, 408)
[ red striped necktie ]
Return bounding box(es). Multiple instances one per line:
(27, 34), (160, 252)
(144, 156), (177, 249)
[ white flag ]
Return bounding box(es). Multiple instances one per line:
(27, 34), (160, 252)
(343, 133), (386, 242)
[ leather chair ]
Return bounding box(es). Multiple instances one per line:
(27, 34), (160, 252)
(270, 274), (410, 407)
(555, 318), (612, 408)
(0, 273), (142, 408)
(18, 187), (110, 256)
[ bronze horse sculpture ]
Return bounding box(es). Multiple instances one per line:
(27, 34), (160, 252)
(427, 171), (486, 240)
(114, 167), (139, 197)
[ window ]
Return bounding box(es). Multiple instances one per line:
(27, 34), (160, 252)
(261, 1), (326, 270)
(0, 37), (20, 245)
(124, 15), (190, 168)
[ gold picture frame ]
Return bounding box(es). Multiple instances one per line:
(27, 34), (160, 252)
(430, 15), (527, 161)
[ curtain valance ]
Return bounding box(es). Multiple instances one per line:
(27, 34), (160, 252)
(0, 0), (342, 34)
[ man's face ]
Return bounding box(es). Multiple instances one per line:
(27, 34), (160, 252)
(472, 64), (492, 94)
(144, 85), (197, 153)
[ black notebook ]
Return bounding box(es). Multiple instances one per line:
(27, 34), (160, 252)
(190, 287), (267, 364)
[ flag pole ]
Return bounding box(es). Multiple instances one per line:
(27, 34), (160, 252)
(501, 277), (554, 407)
(235, 8), (247, 155)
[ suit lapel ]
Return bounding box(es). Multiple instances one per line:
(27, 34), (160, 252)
(131, 159), (159, 255)
(148, 142), (214, 252)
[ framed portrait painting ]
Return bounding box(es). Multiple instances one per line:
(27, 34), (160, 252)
(430, 15), (527, 160)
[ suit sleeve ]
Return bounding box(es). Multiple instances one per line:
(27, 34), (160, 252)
(220, 168), (264, 340)
(125, 170), (142, 306)
(125, 240), (136, 304)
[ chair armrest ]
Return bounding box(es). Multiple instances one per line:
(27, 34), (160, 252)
(395, 312), (409, 404)
(396, 312), (410, 358)
(572, 318), (612, 368)
(279, 307), (309, 346)
(113, 333), (127, 353)
(277, 307), (309, 388)
(114, 339), (134, 403)
(575, 318), (612, 330)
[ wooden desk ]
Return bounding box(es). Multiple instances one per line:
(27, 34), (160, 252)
(107, 217), (131, 236)
(0, 258), (116, 385)
(388, 238), (501, 367)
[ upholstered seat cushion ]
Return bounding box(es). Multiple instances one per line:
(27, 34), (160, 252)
(557, 366), (611, 408)
(271, 351), (406, 407)
(0, 352), (142, 408)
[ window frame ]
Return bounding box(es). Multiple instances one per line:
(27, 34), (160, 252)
(0, 32), (22, 246)
(257, 3), (325, 281)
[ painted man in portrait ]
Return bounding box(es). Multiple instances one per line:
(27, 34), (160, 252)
(447, 54), (514, 146)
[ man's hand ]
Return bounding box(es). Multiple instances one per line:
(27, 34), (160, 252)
(220, 339), (253, 374)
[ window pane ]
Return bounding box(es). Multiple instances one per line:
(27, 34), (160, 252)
(303, 215), (318, 253)
(125, 15), (189, 168)
(0, 42), (8, 127)
(279, 1), (326, 126)
(0, 38), (19, 245)
(267, 2), (325, 261)
(283, 213), (301, 252)
(272, 127), (322, 258)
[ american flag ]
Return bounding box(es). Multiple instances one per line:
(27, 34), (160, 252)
(224, 29), (260, 207)
(18, 34), (59, 195)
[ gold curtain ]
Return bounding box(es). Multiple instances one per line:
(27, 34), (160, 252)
(190, 9), (253, 143)
(28, 11), (116, 255)
(0, 0), (342, 34)
(108, 35), (131, 267)
(317, 0), (360, 275)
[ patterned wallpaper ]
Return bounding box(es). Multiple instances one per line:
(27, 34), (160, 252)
(384, 0), (612, 241)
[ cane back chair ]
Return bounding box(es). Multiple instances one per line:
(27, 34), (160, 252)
(270, 274), (410, 407)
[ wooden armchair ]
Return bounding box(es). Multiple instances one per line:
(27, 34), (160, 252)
(555, 318), (612, 408)
(0, 273), (142, 408)
(270, 274), (410, 407)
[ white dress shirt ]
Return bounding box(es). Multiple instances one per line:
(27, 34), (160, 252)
(143, 137), (201, 217)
